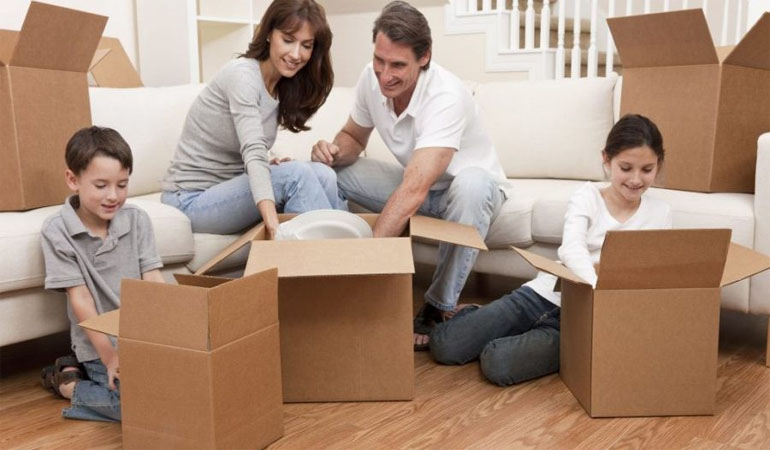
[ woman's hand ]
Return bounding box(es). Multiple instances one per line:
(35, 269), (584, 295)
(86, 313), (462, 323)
(270, 156), (292, 165)
(257, 199), (280, 239)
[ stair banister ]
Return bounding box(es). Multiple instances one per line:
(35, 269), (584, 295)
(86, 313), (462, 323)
(555, 0), (566, 79)
(525, 1), (535, 49)
(510, 1), (521, 50)
(605, 0), (616, 76)
(571, 0), (582, 79)
(587, 0), (599, 77)
(540, 0), (551, 50)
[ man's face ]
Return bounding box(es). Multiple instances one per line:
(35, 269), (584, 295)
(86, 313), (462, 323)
(372, 32), (430, 106)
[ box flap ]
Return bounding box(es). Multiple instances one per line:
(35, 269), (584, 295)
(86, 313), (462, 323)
(409, 215), (487, 250)
(511, 247), (589, 286)
(608, 10), (718, 68)
(723, 13), (770, 70)
(720, 242), (770, 287)
(174, 273), (233, 288)
(0, 30), (20, 66)
(596, 229), (730, 290)
(11, 2), (107, 72)
(195, 224), (264, 275)
(79, 308), (120, 337)
(89, 37), (143, 87)
(245, 238), (415, 278)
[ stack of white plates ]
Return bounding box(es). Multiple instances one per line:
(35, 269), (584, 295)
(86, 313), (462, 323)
(274, 210), (373, 241)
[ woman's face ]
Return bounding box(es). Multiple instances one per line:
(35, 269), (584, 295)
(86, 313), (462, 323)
(604, 145), (660, 203)
(268, 20), (314, 78)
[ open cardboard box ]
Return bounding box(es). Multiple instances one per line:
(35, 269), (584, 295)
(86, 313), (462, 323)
(80, 269), (283, 449)
(514, 229), (770, 417)
(88, 37), (143, 88)
(196, 213), (487, 402)
(608, 10), (770, 193)
(0, 1), (106, 211)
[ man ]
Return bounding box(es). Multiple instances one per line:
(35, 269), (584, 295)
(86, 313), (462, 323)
(311, 1), (511, 350)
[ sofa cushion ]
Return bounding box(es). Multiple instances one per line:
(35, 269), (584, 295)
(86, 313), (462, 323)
(89, 84), (206, 198)
(0, 194), (194, 294)
(475, 74), (617, 181)
(530, 182), (755, 247)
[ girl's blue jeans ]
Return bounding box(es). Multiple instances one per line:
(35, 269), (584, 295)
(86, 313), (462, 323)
(430, 286), (561, 386)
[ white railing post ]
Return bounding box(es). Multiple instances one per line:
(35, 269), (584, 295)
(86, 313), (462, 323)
(663, 0), (671, 12)
(571, 0), (582, 79)
(555, 0), (566, 79)
(525, 0), (535, 49)
(703, 0), (709, 17)
(605, 0), (616, 76)
(496, 0), (505, 12)
(721, 0), (731, 45)
(626, 0), (632, 15)
(540, 0), (551, 50)
(644, 0), (651, 14)
(683, 0), (689, 8)
(734, 0), (744, 43)
(483, 0), (492, 12)
(587, 0), (598, 77)
(510, 1), (521, 50)
(467, 0), (476, 13)
(455, 0), (468, 15)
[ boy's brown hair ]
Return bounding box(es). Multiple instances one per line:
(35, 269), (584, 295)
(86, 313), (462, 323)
(65, 126), (133, 175)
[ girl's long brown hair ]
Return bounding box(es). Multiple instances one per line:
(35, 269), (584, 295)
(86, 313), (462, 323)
(242, 0), (333, 133)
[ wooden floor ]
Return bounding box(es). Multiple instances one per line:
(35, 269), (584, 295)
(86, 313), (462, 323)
(2, 268), (769, 449)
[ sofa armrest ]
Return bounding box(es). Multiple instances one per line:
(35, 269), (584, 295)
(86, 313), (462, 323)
(751, 132), (770, 314)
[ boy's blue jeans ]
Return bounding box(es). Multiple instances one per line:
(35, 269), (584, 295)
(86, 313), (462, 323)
(63, 360), (121, 422)
(161, 161), (346, 234)
(429, 286), (561, 386)
(335, 158), (504, 312)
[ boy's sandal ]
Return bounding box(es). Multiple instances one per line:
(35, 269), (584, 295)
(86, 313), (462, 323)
(40, 355), (84, 398)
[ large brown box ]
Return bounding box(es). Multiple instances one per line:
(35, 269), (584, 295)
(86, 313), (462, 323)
(0, 2), (106, 211)
(81, 269), (284, 449)
(198, 214), (487, 403)
(608, 10), (770, 193)
(89, 37), (143, 88)
(515, 229), (770, 417)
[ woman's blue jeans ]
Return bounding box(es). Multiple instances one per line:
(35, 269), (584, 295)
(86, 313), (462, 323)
(161, 161), (346, 234)
(62, 360), (121, 423)
(430, 286), (561, 386)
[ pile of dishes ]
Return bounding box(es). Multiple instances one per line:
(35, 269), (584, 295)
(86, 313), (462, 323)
(274, 210), (373, 241)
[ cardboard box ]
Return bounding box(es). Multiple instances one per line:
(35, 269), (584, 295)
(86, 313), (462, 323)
(0, 2), (106, 211)
(81, 270), (284, 449)
(608, 10), (770, 193)
(514, 229), (770, 417)
(197, 214), (487, 402)
(89, 37), (143, 88)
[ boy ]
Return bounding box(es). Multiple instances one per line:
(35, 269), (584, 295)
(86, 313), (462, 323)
(40, 126), (165, 422)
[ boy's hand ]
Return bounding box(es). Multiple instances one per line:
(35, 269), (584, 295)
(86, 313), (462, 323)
(105, 353), (120, 391)
(311, 140), (340, 166)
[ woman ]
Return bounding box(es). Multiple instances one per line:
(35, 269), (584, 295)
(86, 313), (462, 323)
(161, 0), (344, 237)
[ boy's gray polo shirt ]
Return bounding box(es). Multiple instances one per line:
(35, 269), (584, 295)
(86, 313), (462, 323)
(41, 196), (163, 362)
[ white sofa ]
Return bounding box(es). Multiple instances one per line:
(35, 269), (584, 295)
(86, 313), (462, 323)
(2, 74), (769, 355)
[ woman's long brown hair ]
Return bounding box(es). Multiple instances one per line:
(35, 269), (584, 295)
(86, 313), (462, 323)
(242, 0), (333, 133)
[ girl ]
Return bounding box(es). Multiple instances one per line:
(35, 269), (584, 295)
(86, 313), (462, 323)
(429, 114), (672, 386)
(161, 0), (345, 237)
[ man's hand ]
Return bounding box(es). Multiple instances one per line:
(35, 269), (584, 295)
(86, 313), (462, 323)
(104, 352), (120, 391)
(311, 140), (340, 166)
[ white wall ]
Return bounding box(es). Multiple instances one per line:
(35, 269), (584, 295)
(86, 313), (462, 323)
(328, 5), (527, 87)
(0, 0), (138, 68)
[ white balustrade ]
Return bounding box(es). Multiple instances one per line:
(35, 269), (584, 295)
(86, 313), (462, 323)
(525, 0), (535, 49)
(587, 0), (598, 77)
(605, 0), (616, 76)
(721, 0), (731, 45)
(510, 1), (521, 50)
(571, 0), (581, 79)
(483, 0), (492, 12)
(644, 0), (651, 14)
(540, 0), (551, 50)
(555, 0), (566, 79)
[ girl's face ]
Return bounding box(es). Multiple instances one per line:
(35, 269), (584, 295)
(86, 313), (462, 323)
(268, 20), (315, 78)
(603, 145), (660, 203)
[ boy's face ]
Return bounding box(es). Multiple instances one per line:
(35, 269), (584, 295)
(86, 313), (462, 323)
(65, 155), (129, 229)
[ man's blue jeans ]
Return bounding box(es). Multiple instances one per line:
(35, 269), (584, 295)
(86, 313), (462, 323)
(63, 360), (121, 422)
(429, 286), (560, 386)
(162, 161), (346, 234)
(336, 158), (504, 311)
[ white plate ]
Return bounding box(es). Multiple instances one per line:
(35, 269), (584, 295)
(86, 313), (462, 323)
(275, 210), (373, 241)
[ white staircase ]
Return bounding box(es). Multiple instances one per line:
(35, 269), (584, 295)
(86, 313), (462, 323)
(445, 0), (753, 80)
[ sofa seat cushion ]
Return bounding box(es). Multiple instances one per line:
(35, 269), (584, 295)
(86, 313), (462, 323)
(0, 194), (194, 294)
(530, 182), (755, 246)
(486, 179), (587, 249)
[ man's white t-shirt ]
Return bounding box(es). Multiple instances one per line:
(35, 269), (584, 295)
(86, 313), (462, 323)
(524, 182), (673, 307)
(350, 62), (512, 195)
